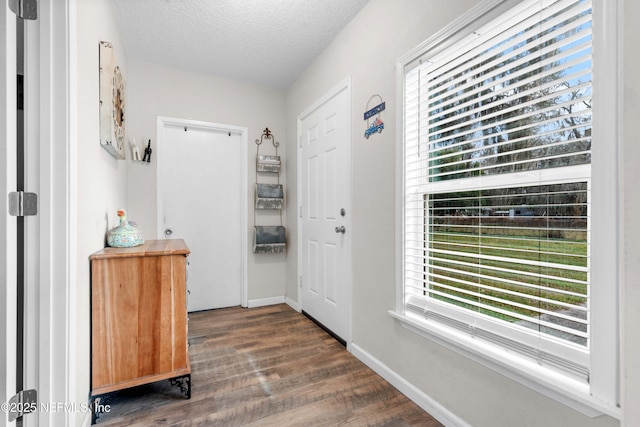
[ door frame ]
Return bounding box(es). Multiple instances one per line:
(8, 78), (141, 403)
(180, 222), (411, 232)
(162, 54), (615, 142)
(2, 0), (75, 425)
(35, 0), (78, 425)
(156, 116), (249, 308)
(297, 76), (353, 348)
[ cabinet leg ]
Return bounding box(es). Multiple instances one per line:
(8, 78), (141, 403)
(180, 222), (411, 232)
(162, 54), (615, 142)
(90, 395), (112, 424)
(90, 398), (96, 425)
(169, 374), (191, 399)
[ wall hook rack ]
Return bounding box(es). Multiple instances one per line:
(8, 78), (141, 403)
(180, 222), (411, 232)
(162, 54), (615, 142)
(253, 127), (285, 253)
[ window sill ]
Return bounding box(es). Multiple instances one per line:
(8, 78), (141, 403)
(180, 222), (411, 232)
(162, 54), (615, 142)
(388, 310), (620, 420)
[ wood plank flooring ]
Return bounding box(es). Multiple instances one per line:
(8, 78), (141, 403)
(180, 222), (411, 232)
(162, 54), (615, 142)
(94, 304), (442, 426)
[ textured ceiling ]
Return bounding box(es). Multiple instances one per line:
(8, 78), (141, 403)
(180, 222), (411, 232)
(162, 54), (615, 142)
(112, 0), (369, 89)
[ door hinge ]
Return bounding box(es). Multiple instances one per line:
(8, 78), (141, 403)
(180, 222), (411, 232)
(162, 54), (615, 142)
(8, 389), (38, 422)
(8, 0), (38, 20)
(299, 275), (303, 288)
(299, 136), (302, 148)
(8, 192), (38, 217)
(299, 205), (302, 218)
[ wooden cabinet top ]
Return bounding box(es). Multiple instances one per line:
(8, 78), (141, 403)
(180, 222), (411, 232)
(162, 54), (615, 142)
(89, 239), (190, 260)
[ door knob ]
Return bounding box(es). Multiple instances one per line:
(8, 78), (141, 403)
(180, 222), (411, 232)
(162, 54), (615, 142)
(165, 228), (173, 236)
(335, 225), (346, 234)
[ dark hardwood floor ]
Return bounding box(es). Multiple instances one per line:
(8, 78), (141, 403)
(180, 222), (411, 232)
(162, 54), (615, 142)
(94, 304), (442, 426)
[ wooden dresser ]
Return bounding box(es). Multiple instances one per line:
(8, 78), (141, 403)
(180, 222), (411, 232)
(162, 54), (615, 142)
(89, 239), (191, 407)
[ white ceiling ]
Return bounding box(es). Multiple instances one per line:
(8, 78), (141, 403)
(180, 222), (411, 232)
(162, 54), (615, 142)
(111, 0), (370, 90)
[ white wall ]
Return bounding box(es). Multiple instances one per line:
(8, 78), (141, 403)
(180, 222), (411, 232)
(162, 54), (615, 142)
(75, 0), (129, 424)
(284, 0), (631, 426)
(125, 60), (287, 303)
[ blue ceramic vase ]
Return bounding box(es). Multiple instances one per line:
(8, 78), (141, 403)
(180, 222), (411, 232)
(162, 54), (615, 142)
(107, 209), (145, 247)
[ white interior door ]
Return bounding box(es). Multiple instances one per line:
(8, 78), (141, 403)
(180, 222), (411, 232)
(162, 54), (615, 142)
(2, 7), (43, 426)
(2, 3), (70, 425)
(299, 78), (351, 343)
(159, 119), (246, 312)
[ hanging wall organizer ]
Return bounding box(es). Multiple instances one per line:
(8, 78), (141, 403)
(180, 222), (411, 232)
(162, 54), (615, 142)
(254, 128), (286, 253)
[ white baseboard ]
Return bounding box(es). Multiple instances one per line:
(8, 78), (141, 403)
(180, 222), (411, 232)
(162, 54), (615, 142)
(285, 296), (300, 312)
(247, 296), (285, 308)
(350, 343), (470, 427)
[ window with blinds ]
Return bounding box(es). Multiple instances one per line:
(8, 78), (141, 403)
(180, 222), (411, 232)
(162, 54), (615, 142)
(402, 0), (592, 375)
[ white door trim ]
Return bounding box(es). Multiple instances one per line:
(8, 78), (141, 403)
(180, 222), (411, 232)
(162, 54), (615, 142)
(39, 0), (77, 425)
(297, 76), (353, 348)
(156, 116), (249, 308)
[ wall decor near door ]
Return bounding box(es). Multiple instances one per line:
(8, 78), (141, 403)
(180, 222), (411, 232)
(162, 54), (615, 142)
(363, 93), (385, 139)
(99, 41), (126, 159)
(254, 128), (286, 253)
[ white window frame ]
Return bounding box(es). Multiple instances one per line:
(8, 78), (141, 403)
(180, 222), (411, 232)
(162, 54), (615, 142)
(392, 0), (620, 418)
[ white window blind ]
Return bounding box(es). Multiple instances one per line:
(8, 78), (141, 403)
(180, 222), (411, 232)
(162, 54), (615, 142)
(403, 0), (592, 377)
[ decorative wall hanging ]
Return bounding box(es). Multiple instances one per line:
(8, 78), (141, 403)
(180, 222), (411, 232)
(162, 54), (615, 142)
(99, 41), (126, 159)
(256, 129), (281, 173)
(253, 225), (287, 254)
(142, 139), (153, 163)
(255, 183), (284, 209)
(363, 94), (385, 139)
(254, 128), (286, 253)
(257, 154), (281, 173)
(130, 137), (141, 161)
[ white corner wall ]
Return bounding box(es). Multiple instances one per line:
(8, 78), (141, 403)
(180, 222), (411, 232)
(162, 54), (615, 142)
(284, 0), (631, 426)
(124, 60), (287, 303)
(75, 0), (129, 425)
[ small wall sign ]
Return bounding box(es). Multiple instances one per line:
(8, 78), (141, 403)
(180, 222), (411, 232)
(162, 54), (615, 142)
(364, 94), (385, 139)
(364, 101), (385, 120)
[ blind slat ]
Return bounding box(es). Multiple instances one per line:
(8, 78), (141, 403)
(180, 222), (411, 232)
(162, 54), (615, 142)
(425, 287), (588, 339)
(425, 30), (592, 115)
(427, 275), (587, 321)
(405, 256), (588, 292)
